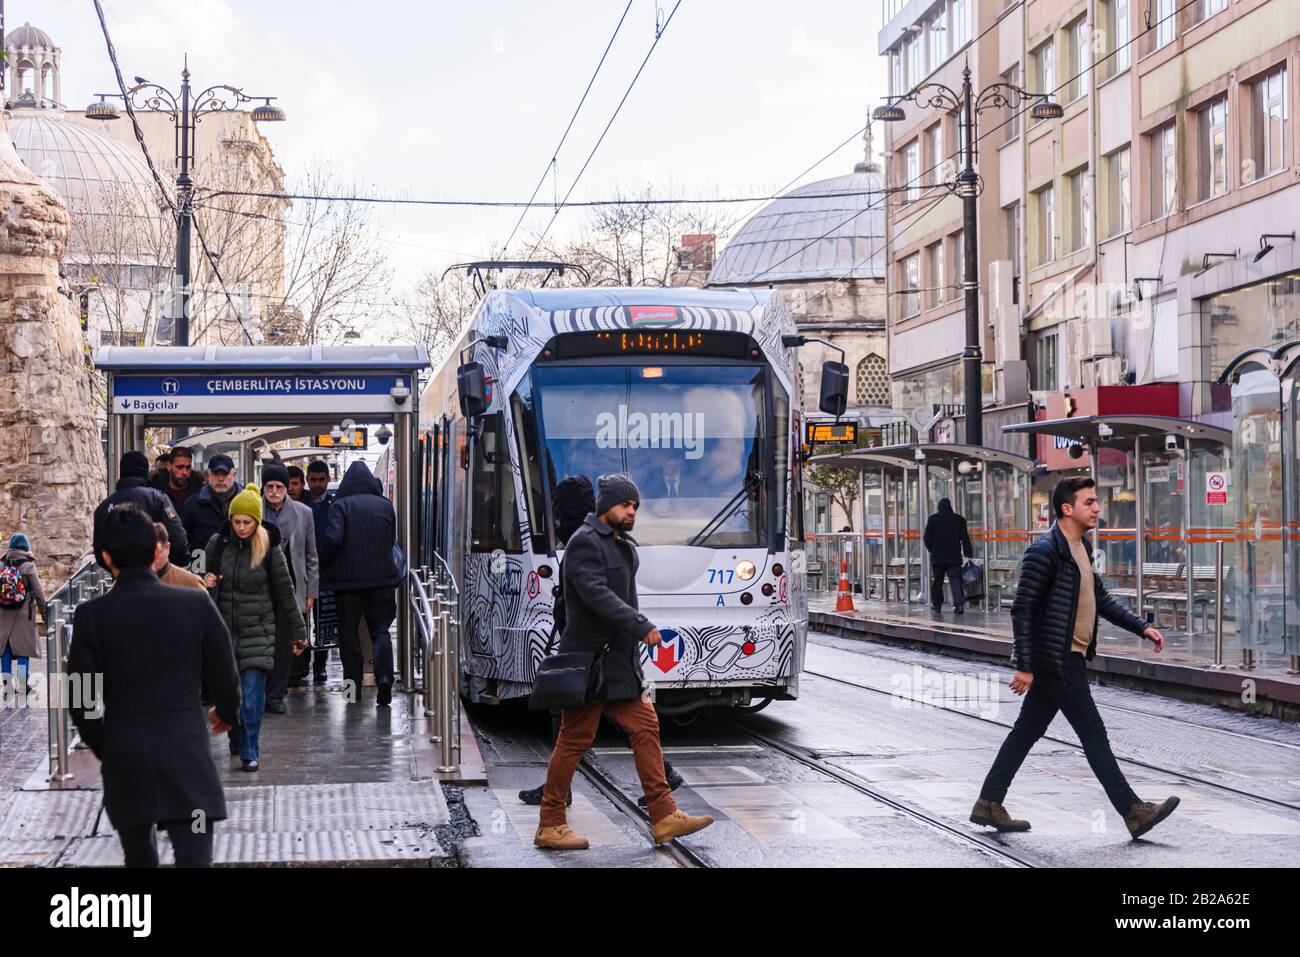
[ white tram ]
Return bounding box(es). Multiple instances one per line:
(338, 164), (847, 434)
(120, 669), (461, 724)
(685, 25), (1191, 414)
(415, 286), (835, 712)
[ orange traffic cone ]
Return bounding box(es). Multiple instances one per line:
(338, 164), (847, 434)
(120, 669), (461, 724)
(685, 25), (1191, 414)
(834, 556), (855, 612)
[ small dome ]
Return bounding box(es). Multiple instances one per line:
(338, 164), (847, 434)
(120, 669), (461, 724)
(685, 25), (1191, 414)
(707, 167), (886, 286)
(5, 22), (55, 50)
(9, 112), (169, 264)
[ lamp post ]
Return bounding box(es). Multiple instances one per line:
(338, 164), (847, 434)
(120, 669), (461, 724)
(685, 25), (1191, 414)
(86, 60), (284, 347)
(873, 65), (1062, 448)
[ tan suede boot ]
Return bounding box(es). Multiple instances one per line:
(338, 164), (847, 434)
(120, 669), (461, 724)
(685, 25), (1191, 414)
(534, 824), (590, 850)
(1124, 797), (1180, 839)
(969, 798), (1031, 832)
(652, 809), (714, 844)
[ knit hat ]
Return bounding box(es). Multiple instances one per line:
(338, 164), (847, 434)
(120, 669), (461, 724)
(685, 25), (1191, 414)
(261, 462), (290, 488)
(8, 533), (30, 552)
(120, 450), (150, 478)
(229, 483), (264, 524)
(595, 473), (640, 516)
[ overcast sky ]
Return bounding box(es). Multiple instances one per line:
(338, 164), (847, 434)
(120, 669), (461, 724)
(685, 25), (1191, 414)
(26, 0), (884, 301)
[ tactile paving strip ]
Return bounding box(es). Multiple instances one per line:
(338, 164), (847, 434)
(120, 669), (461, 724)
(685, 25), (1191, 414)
(0, 839), (71, 867)
(0, 791), (102, 840)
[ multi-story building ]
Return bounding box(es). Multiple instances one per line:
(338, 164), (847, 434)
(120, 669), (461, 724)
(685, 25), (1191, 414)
(877, 0), (1300, 668)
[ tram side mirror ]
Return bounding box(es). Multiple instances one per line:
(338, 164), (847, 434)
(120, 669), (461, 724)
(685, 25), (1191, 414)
(457, 361), (488, 418)
(818, 360), (849, 417)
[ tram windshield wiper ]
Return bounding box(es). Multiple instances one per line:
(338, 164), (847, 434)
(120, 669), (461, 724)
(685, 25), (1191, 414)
(688, 471), (763, 548)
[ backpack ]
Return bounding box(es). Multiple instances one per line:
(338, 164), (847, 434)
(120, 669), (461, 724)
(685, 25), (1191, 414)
(0, 557), (28, 609)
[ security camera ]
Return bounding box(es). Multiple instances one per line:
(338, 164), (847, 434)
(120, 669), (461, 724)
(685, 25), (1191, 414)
(390, 381), (411, 406)
(376, 424), (393, 446)
(1164, 434), (1178, 452)
(1097, 423), (1114, 441)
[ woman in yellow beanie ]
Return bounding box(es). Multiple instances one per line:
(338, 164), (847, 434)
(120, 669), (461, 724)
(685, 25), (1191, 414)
(203, 483), (306, 771)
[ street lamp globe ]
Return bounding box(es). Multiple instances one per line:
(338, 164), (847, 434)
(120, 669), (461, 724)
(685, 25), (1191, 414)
(1030, 98), (1064, 121)
(872, 103), (907, 123)
(85, 97), (121, 121)
(251, 99), (287, 123)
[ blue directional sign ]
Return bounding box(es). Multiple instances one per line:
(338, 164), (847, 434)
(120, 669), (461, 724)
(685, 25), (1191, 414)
(111, 373), (412, 415)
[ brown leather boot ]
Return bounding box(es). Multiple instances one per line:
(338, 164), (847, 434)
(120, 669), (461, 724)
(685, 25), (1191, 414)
(1124, 797), (1180, 839)
(652, 809), (714, 844)
(534, 824), (590, 850)
(969, 798), (1031, 832)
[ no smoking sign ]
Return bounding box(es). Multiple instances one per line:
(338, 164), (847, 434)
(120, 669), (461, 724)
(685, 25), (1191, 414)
(1206, 471), (1228, 505)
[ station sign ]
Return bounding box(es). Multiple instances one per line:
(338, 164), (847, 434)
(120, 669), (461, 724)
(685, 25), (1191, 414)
(111, 374), (412, 415)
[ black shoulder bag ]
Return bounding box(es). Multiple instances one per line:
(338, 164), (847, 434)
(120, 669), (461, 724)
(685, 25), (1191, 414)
(527, 643), (608, 711)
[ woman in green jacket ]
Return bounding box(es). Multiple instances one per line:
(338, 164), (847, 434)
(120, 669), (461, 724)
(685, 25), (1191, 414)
(204, 484), (306, 771)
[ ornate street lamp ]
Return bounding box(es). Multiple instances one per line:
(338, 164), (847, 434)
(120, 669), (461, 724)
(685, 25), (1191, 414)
(86, 59), (284, 348)
(873, 65), (1061, 447)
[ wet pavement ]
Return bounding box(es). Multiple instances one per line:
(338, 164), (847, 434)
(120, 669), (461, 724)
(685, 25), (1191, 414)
(458, 631), (1300, 868)
(0, 654), (451, 867)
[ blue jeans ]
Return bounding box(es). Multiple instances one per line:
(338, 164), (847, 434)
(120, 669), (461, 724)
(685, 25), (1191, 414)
(1, 644), (29, 684)
(237, 668), (268, 762)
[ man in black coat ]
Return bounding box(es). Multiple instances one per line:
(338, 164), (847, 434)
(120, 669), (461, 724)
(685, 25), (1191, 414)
(534, 474), (713, 851)
(93, 451), (189, 569)
(971, 477), (1180, 840)
(67, 506), (240, 868)
(182, 453), (242, 565)
(922, 497), (973, 613)
(319, 460), (401, 706)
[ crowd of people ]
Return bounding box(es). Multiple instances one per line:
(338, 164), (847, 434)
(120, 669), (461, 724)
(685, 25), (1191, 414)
(44, 448), (403, 866)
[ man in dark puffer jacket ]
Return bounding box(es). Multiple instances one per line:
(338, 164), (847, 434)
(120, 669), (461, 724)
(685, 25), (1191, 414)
(93, 451), (189, 568)
(971, 477), (1180, 840)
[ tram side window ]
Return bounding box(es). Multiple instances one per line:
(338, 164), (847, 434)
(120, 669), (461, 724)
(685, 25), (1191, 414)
(470, 412), (523, 553)
(511, 371), (550, 553)
(773, 379), (789, 551)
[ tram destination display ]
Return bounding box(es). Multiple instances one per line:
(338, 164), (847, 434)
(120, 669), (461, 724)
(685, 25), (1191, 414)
(806, 421), (859, 445)
(550, 330), (753, 360)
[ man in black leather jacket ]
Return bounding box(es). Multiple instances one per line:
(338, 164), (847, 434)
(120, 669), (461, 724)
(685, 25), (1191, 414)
(971, 477), (1181, 841)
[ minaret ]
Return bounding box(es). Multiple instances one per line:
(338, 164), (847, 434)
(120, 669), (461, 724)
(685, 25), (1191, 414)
(855, 117), (880, 174)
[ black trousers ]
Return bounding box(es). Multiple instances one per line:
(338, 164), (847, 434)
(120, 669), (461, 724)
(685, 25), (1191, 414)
(290, 603), (329, 680)
(267, 608), (308, 704)
(979, 652), (1140, 816)
(335, 587), (396, 691)
(117, 819), (215, 868)
(930, 563), (964, 609)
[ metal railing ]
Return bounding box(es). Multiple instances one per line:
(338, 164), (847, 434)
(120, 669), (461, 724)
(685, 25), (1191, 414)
(409, 553), (461, 774)
(44, 555), (113, 783)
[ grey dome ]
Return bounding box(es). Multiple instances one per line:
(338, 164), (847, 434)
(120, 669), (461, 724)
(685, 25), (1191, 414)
(9, 111), (169, 264)
(5, 22), (55, 50)
(707, 167), (886, 285)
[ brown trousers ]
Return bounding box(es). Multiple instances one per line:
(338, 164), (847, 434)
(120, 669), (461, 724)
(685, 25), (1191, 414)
(540, 697), (677, 827)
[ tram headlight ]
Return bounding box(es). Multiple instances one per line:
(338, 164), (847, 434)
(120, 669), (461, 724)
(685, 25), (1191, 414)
(736, 560), (757, 580)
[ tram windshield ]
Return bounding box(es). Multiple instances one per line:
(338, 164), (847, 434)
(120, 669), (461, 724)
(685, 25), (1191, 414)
(531, 364), (768, 547)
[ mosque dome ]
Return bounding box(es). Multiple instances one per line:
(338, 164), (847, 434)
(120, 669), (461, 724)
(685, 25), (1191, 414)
(707, 161), (886, 286)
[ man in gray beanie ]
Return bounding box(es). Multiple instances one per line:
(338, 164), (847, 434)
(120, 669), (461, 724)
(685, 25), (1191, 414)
(92, 451), (189, 569)
(535, 473), (712, 850)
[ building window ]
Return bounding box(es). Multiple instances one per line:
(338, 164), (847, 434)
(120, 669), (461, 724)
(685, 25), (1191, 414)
(952, 0), (971, 49)
(903, 139), (920, 201)
(1036, 332), (1059, 391)
(1036, 184), (1056, 264)
(927, 242), (945, 308)
(891, 48), (903, 96)
(1007, 203), (1022, 304)
(1108, 145), (1131, 235)
(1198, 96), (1228, 200)
(927, 123), (945, 184)
(904, 31), (922, 90)
(1069, 18), (1090, 102)
(928, 8), (947, 69)
(1069, 169), (1092, 252)
(1104, 0), (1131, 75)
(1033, 41), (1056, 122)
(901, 254), (921, 318)
(1003, 65), (1021, 142)
(1155, 0), (1176, 49)
(1198, 0), (1226, 22)
(856, 353), (890, 407)
(952, 230), (965, 289)
(1251, 66), (1288, 180)
(1150, 122), (1177, 218)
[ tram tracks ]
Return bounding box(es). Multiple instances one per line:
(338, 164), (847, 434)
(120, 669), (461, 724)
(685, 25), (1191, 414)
(801, 667), (1300, 814)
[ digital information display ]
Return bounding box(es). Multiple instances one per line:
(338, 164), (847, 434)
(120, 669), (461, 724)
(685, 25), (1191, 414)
(316, 429), (369, 448)
(806, 421), (859, 445)
(550, 330), (753, 360)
